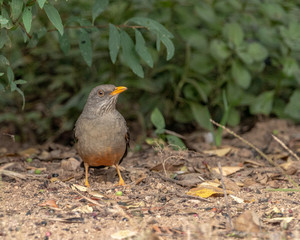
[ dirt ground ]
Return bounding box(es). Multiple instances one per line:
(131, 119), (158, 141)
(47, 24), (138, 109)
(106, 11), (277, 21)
(1, 118), (300, 240)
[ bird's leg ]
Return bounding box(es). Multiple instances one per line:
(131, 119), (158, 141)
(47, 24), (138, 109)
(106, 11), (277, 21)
(84, 162), (90, 188)
(115, 164), (125, 186)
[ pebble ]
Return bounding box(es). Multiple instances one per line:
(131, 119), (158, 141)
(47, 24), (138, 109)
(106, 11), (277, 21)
(61, 157), (81, 171)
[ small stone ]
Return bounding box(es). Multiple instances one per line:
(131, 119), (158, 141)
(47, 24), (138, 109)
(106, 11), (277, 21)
(50, 150), (61, 159)
(39, 151), (51, 161)
(238, 149), (253, 158)
(61, 157), (81, 171)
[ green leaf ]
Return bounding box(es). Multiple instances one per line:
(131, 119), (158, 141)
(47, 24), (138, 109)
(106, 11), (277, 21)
(44, 4), (64, 36)
(189, 102), (212, 131)
(250, 91), (274, 115)
(282, 57), (299, 77)
(247, 43), (268, 62)
(150, 107), (165, 130)
(1, 8), (13, 29)
(0, 72), (4, 76)
(129, 17), (174, 60)
(108, 24), (120, 63)
(129, 17), (173, 38)
(223, 22), (244, 47)
(92, 0), (109, 23)
(16, 87), (25, 110)
(135, 29), (153, 68)
(231, 61), (251, 89)
(7, 66), (14, 84)
(166, 135), (186, 150)
(227, 108), (240, 126)
(261, 3), (285, 21)
(195, 3), (217, 25)
(210, 39), (231, 61)
(22, 6), (32, 33)
(185, 78), (208, 102)
(237, 50), (253, 65)
(160, 34), (175, 60)
(59, 33), (70, 55)
(120, 30), (144, 77)
(0, 83), (4, 91)
(78, 30), (93, 67)
(280, 22), (300, 51)
(0, 15), (9, 25)
(11, 0), (23, 21)
(37, 0), (47, 9)
(284, 90), (300, 120)
(156, 34), (161, 51)
(0, 55), (9, 66)
(14, 79), (27, 85)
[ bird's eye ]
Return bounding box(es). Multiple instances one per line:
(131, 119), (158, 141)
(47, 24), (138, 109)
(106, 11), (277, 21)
(97, 90), (104, 97)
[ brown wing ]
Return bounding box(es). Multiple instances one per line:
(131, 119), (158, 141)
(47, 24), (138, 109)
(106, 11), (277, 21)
(119, 130), (130, 165)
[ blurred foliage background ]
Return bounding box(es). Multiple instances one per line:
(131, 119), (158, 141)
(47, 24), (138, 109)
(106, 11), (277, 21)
(1, 0), (300, 145)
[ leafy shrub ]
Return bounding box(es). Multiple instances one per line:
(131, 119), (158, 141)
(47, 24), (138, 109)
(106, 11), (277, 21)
(1, 0), (300, 144)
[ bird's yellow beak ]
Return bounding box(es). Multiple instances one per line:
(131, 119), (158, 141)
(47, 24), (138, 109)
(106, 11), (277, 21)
(110, 86), (127, 96)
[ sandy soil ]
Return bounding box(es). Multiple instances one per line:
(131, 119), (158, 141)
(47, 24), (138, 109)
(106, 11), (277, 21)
(1, 119), (300, 240)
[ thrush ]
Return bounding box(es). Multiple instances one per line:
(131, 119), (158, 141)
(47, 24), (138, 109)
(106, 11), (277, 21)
(75, 84), (129, 187)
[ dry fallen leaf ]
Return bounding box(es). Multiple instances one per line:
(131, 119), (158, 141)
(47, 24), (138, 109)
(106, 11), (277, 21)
(39, 199), (59, 208)
(233, 210), (260, 233)
(280, 161), (300, 175)
(87, 190), (105, 199)
(71, 184), (88, 192)
(212, 166), (243, 176)
(263, 217), (294, 224)
(198, 180), (220, 188)
(229, 194), (244, 203)
(243, 159), (265, 167)
(72, 205), (93, 213)
(203, 147), (232, 157)
(19, 147), (39, 157)
(111, 230), (137, 239)
(186, 186), (233, 198)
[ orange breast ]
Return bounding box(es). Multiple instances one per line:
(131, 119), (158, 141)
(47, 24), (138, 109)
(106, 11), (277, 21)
(82, 147), (125, 167)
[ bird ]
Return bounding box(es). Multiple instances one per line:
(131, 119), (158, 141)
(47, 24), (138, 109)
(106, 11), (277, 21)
(74, 84), (129, 187)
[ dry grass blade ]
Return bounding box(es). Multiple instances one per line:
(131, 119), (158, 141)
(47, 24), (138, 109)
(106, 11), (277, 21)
(272, 134), (300, 161)
(218, 162), (233, 231)
(0, 162), (15, 171)
(0, 163), (27, 180)
(58, 181), (134, 224)
(210, 119), (299, 189)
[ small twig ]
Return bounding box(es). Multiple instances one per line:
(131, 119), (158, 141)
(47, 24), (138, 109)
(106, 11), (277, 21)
(218, 162), (233, 231)
(0, 162), (15, 171)
(175, 192), (211, 202)
(210, 119), (272, 165)
(43, 217), (84, 223)
(2, 133), (15, 142)
(272, 134), (300, 162)
(153, 172), (197, 188)
(162, 155), (178, 177)
(164, 129), (186, 139)
(19, 22), (32, 39)
(74, 188), (105, 208)
(1, 170), (27, 180)
(58, 181), (133, 223)
(134, 174), (147, 185)
(48, 24), (147, 32)
(0, 162), (27, 180)
(210, 119), (299, 188)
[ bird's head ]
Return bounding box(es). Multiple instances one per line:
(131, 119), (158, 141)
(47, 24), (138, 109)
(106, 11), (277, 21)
(83, 84), (127, 117)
